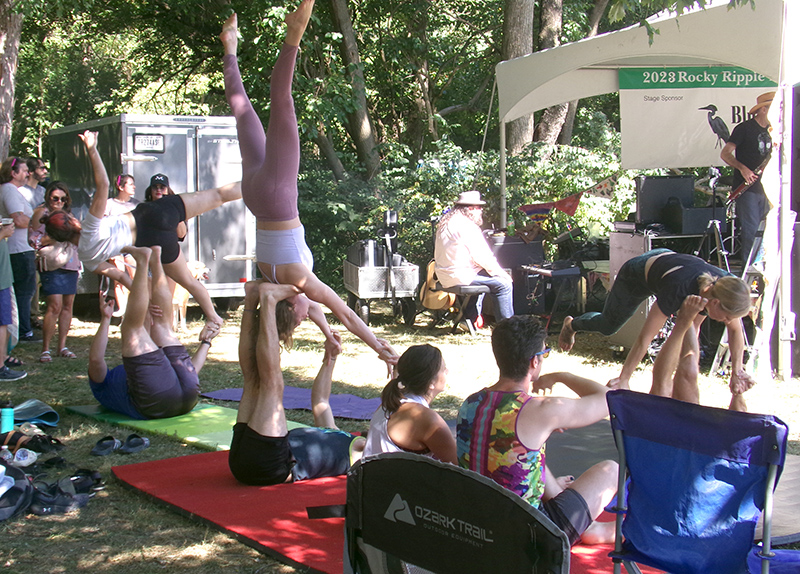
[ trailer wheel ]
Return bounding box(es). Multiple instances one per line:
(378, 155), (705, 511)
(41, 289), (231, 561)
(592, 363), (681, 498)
(356, 299), (370, 326)
(400, 298), (416, 326)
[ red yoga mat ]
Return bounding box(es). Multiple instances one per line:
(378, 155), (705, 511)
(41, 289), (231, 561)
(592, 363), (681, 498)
(113, 450), (662, 574)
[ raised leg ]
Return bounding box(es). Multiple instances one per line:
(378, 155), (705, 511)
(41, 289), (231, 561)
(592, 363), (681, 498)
(148, 246), (182, 349)
(120, 246), (159, 358)
(162, 249), (223, 331)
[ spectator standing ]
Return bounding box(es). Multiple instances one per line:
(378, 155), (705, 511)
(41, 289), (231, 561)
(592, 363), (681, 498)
(0, 158), (39, 342)
(0, 218), (26, 380)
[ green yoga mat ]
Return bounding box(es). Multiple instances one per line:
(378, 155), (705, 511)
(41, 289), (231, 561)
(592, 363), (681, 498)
(67, 404), (308, 451)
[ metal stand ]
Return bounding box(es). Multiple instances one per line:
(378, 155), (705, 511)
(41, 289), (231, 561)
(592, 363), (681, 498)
(694, 168), (730, 272)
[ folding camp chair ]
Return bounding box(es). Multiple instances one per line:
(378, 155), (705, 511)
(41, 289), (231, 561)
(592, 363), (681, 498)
(606, 389), (800, 574)
(345, 452), (569, 574)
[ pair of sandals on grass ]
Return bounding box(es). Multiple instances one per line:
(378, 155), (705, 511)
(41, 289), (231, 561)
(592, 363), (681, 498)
(90, 433), (150, 456)
(39, 348), (78, 363)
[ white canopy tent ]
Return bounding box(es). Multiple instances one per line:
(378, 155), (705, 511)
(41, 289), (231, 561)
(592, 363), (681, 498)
(495, 0), (798, 377)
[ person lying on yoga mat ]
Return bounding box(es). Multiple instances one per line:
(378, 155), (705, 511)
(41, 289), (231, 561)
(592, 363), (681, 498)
(648, 294), (756, 411)
(457, 315), (618, 546)
(228, 281), (366, 486)
(220, 1), (397, 372)
(45, 130), (241, 334)
(558, 249), (752, 408)
(362, 344), (457, 463)
(87, 245), (218, 420)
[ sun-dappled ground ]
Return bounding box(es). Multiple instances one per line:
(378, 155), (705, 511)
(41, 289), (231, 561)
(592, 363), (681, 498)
(1, 299), (798, 572)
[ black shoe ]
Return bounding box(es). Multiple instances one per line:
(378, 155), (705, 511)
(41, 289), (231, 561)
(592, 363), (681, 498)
(19, 332), (42, 342)
(29, 484), (91, 516)
(0, 365), (26, 381)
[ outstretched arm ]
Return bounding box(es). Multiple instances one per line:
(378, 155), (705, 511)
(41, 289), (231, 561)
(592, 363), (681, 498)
(308, 300), (342, 355)
(295, 271), (398, 371)
(191, 323), (221, 373)
(88, 296), (114, 382)
(311, 330), (341, 429)
(79, 130), (111, 219)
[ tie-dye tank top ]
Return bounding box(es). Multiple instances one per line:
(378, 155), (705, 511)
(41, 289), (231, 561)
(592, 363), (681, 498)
(456, 389), (546, 508)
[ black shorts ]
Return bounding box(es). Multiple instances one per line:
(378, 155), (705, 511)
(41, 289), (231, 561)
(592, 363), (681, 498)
(132, 194), (186, 264)
(229, 422), (294, 486)
(543, 487), (593, 546)
(123, 345), (198, 419)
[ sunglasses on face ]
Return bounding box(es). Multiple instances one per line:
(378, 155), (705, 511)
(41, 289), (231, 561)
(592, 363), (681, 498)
(531, 347), (551, 360)
(50, 195), (67, 203)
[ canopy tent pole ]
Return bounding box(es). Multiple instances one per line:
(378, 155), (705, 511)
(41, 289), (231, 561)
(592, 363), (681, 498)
(499, 121), (507, 228)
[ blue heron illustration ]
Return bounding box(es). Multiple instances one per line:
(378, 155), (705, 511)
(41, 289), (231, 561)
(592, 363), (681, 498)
(699, 104), (730, 148)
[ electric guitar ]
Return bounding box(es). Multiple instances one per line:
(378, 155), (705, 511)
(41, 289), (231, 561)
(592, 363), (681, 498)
(728, 154), (770, 202)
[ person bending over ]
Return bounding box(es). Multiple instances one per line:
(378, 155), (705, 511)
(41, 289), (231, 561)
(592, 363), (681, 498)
(362, 344), (456, 463)
(87, 246), (217, 419)
(228, 281), (366, 485)
(457, 315), (618, 546)
(221, 1), (396, 371)
(649, 294), (755, 411)
(559, 249), (751, 403)
(48, 130), (241, 333)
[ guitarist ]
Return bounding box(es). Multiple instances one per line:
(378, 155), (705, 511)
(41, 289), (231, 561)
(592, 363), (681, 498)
(720, 91), (775, 265)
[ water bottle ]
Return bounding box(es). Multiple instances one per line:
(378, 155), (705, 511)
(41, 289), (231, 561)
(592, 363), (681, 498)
(0, 401), (13, 434)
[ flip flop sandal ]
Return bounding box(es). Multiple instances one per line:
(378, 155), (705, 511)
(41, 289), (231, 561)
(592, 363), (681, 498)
(90, 436), (122, 456)
(119, 433), (150, 455)
(59, 348), (77, 359)
(4, 356), (23, 368)
(39, 351), (52, 363)
(69, 469), (105, 494)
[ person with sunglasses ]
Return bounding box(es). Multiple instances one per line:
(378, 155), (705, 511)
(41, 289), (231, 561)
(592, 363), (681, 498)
(29, 182), (81, 362)
(456, 315), (618, 547)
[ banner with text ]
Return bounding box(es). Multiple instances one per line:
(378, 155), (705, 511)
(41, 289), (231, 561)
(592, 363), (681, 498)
(619, 67), (777, 169)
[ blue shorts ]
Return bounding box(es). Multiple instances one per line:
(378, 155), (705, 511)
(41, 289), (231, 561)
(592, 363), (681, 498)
(89, 364), (145, 420)
(0, 287), (12, 326)
(40, 268), (79, 296)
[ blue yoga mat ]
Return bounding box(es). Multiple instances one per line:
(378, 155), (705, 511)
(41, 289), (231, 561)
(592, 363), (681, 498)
(14, 399), (59, 427)
(200, 386), (380, 420)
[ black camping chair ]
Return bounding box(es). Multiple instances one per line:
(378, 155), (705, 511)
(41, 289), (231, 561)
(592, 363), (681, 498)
(345, 452), (569, 574)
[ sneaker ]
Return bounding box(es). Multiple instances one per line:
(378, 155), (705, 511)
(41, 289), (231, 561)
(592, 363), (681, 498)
(29, 483), (91, 516)
(19, 332), (42, 342)
(0, 365), (26, 381)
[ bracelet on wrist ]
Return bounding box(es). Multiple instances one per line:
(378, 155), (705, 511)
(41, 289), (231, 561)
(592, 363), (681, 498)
(200, 339), (212, 347)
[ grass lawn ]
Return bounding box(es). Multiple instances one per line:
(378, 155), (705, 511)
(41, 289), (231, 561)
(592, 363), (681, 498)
(1, 300), (798, 572)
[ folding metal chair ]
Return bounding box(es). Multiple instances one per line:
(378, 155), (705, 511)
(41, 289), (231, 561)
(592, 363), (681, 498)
(606, 389), (798, 574)
(345, 452), (569, 574)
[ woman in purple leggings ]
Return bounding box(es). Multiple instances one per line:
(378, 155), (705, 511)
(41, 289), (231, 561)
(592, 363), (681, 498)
(222, 1), (396, 369)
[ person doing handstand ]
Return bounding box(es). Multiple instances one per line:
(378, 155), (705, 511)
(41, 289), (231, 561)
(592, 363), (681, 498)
(228, 281), (366, 485)
(88, 246), (217, 419)
(46, 130), (241, 334)
(220, 1), (396, 370)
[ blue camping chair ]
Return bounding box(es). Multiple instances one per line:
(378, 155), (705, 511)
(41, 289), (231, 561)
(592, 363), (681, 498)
(345, 452), (569, 574)
(606, 389), (800, 574)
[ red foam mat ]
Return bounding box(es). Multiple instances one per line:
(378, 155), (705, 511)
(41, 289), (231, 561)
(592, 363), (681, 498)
(113, 450), (662, 573)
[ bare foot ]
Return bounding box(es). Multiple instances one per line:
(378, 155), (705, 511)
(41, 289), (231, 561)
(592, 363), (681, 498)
(580, 520), (616, 545)
(121, 245), (152, 267)
(220, 13), (238, 55)
(258, 282), (301, 302)
(284, 0), (315, 46)
(729, 393), (747, 412)
(558, 316), (575, 352)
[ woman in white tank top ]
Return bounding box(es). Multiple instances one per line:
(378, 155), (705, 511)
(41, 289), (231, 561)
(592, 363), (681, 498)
(363, 345), (456, 463)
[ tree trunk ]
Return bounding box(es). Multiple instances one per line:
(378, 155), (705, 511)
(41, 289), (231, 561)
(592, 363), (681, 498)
(533, 0), (567, 144)
(557, 0), (609, 145)
(502, 0), (534, 155)
(0, 0), (22, 159)
(329, 0), (381, 181)
(314, 122), (346, 182)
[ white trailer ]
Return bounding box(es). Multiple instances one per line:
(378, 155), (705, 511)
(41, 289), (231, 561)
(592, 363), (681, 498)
(49, 114), (252, 306)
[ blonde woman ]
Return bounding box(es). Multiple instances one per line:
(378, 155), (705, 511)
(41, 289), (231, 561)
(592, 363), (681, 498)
(559, 249), (752, 408)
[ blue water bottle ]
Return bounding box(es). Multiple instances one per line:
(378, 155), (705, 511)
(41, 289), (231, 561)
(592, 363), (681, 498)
(0, 401), (13, 434)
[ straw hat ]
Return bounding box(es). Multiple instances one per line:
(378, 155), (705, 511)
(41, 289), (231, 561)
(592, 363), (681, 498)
(454, 190), (486, 206)
(749, 92), (775, 115)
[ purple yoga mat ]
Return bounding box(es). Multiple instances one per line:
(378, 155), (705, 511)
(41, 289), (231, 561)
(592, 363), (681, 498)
(200, 386), (380, 420)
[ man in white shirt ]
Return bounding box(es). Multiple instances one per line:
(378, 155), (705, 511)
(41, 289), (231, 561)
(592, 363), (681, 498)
(21, 158), (47, 209)
(434, 190), (513, 323)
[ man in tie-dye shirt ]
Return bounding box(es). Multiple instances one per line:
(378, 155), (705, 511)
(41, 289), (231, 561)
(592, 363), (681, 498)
(456, 315), (618, 546)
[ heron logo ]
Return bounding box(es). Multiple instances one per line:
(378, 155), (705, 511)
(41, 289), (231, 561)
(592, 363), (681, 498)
(383, 494), (416, 525)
